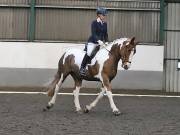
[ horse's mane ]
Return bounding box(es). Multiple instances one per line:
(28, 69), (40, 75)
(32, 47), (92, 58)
(100, 38), (129, 51)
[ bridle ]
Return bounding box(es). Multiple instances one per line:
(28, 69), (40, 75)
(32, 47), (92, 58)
(121, 45), (136, 66)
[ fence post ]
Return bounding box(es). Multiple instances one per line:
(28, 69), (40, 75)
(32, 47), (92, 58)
(97, 0), (99, 7)
(29, 0), (36, 41)
(160, 0), (165, 44)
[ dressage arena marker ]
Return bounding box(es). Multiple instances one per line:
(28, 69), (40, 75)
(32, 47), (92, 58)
(0, 91), (180, 98)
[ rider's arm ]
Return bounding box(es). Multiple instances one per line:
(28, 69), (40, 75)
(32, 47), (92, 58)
(104, 22), (109, 42)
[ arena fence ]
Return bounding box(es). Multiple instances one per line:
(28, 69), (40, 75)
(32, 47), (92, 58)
(163, 0), (180, 92)
(0, 0), (160, 44)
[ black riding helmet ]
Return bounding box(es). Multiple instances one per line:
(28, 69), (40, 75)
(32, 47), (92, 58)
(96, 7), (108, 16)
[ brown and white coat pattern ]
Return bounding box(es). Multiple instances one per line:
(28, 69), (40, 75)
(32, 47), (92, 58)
(45, 37), (137, 116)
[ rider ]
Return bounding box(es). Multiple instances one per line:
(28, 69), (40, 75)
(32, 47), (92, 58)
(80, 7), (108, 75)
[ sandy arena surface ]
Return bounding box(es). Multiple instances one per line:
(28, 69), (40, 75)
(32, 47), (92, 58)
(1, 92), (180, 135)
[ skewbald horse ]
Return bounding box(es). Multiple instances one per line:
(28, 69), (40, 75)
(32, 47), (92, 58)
(44, 37), (138, 116)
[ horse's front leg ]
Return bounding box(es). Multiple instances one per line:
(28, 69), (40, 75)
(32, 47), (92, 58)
(102, 75), (121, 116)
(73, 86), (82, 113)
(84, 87), (105, 113)
(106, 88), (121, 116)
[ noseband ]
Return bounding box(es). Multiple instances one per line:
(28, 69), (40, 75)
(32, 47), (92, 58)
(122, 61), (131, 65)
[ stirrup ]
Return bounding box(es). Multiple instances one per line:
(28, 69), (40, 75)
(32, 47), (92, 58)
(80, 68), (86, 76)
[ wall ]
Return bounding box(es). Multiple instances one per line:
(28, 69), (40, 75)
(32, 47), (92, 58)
(0, 42), (163, 90)
(163, 1), (180, 92)
(0, 0), (160, 43)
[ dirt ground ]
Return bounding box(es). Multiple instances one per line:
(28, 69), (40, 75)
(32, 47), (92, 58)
(1, 92), (180, 135)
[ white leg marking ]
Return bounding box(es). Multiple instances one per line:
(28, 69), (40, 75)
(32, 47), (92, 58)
(73, 86), (81, 111)
(86, 87), (105, 111)
(48, 75), (63, 106)
(106, 89), (119, 112)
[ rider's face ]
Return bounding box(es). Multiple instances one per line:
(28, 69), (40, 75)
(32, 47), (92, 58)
(99, 14), (106, 21)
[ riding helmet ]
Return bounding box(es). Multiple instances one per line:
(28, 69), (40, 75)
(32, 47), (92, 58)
(96, 7), (108, 16)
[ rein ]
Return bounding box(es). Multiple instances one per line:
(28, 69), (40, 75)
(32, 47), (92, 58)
(100, 43), (112, 55)
(104, 46), (112, 55)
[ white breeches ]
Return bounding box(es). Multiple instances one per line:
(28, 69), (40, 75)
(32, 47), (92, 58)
(86, 42), (98, 57)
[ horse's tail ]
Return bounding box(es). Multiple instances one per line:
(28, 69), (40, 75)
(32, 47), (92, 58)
(47, 53), (65, 97)
(47, 72), (61, 97)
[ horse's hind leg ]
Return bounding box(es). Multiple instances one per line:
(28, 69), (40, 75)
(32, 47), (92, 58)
(47, 73), (60, 97)
(84, 87), (105, 113)
(45, 73), (68, 111)
(71, 73), (82, 113)
(47, 75), (63, 109)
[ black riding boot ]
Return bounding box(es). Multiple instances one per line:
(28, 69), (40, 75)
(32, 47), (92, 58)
(80, 54), (91, 76)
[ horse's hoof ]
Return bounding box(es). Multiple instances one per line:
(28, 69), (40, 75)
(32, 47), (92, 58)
(84, 106), (90, 113)
(76, 109), (83, 114)
(113, 110), (121, 116)
(43, 104), (54, 112)
(43, 108), (47, 112)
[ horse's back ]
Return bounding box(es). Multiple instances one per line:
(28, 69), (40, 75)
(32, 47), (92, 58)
(63, 48), (85, 67)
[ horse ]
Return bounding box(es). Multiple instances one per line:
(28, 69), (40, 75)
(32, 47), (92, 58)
(44, 37), (138, 116)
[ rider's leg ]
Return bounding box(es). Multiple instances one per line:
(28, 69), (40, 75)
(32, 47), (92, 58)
(80, 54), (91, 75)
(83, 43), (88, 51)
(80, 43), (96, 75)
(90, 45), (100, 59)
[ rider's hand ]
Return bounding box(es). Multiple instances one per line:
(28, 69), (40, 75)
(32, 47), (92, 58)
(97, 40), (104, 46)
(105, 42), (108, 46)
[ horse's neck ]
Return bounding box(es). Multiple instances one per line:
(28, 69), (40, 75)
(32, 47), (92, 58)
(107, 38), (128, 61)
(109, 45), (121, 65)
(108, 42), (122, 61)
(91, 43), (121, 68)
(92, 38), (128, 65)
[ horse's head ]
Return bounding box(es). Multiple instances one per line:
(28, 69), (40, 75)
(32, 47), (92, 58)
(120, 37), (138, 70)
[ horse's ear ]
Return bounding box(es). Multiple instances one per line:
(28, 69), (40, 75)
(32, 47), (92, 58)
(130, 37), (135, 44)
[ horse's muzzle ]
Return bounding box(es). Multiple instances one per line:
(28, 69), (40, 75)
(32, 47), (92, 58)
(123, 65), (129, 70)
(122, 62), (131, 70)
